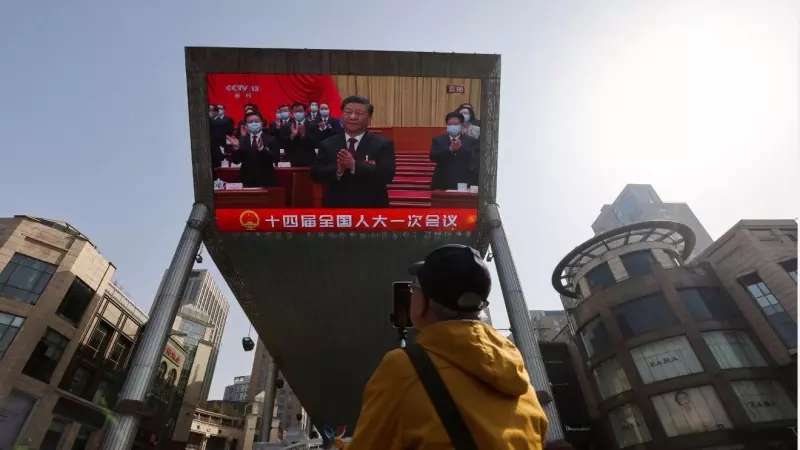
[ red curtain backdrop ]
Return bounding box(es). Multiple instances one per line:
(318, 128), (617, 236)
(207, 74), (343, 124)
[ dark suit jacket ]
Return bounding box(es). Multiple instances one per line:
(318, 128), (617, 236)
(309, 116), (343, 142)
(311, 132), (397, 208)
(230, 133), (279, 187)
(268, 119), (289, 140)
(279, 119), (319, 167)
(307, 111), (322, 123)
(429, 134), (479, 190)
(209, 116), (235, 156)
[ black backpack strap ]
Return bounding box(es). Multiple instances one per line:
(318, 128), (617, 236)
(404, 344), (478, 450)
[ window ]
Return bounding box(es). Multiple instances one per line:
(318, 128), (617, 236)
(614, 293), (678, 339)
(731, 380), (797, 423)
(0, 253), (57, 304)
(22, 328), (69, 383)
(108, 336), (133, 369)
(592, 358), (631, 400)
(56, 277), (95, 326)
(608, 403), (651, 448)
(179, 319), (206, 347)
(781, 259), (797, 283)
(579, 317), (612, 358)
(616, 192), (646, 222)
(702, 331), (767, 369)
(740, 274), (797, 349)
(40, 418), (69, 450)
(65, 366), (91, 396)
(680, 287), (741, 322)
(620, 250), (656, 278)
(71, 426), (93, 450)
(0, 390), (37, 449)
(167, 369), (177, 386)
(631, 335), (703, 384)
(651, 386), (732, 437)
(0, 312), (25, 360)
(93, 380), (114, 408)
(87, 320), (113, 356)
(157, 361), (167, 379)
(585, 263), (616, 294)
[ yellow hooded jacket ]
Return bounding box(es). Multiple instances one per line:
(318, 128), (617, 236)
(348, 320), (548, 449)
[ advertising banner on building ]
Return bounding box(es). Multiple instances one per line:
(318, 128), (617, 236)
(651, 385), (732, 437)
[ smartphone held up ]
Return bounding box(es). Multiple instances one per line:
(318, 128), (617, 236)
(391, 281), (412, 329)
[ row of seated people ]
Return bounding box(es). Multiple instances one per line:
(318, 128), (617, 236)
(209, 97), (481, 207)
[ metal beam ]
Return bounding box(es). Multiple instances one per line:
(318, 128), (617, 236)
(485, 203), (564, 441)
(101, 203), (210, 450)
(260, 357), (280, 442)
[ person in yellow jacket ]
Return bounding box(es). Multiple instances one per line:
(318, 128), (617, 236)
(347, 244), (549, 449)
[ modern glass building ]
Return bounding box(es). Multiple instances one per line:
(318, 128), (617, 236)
(591, 184), (714, 260)
(156, 268), (229, 403)
(551, 220), (797, 450)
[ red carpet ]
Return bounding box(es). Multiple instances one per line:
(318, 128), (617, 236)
(389, 150), (433, 207)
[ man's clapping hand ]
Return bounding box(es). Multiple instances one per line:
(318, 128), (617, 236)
(337, 150), (355, 172)
(450, 138), (462, 152)
(291, 123), (299, 138)
(226, 135), (240, 150)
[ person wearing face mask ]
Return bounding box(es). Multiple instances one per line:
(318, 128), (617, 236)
(455, 103), (481, 127)
(225, 111), (278, 187)
(280, 102), (317, 166)
(269, 104), (292, 137)
(209, 104), (234, 157)
(238, 103), (261, 137)
(307, 101), (321, 122)
(313, 102), (343, 141)
(457, 105), (481, 140)
(429, 112), (479, 190)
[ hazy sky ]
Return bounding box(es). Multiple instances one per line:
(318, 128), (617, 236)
(0, 0), (796, 400)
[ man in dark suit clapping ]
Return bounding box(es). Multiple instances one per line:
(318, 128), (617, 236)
(225, 112), (278, 187)
(311, 96), (396, 208)
(429, 112), (479, 190)
(280, 103), (318, 167)
(311, 102), (343, 142)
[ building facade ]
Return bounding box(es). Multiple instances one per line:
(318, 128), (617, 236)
(223, 375), (251, 402)
(552, 220), (797, 450)
(0, 216), (117, 449)
(170, 304), (216, 446)
(591, 184), (714, 259)
(530, 310), (570, 342)
(247, 338), (272, 402)
(186, 406), (244, 450)
(158, 269), (229, 403)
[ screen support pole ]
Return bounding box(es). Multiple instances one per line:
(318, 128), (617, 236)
(259, 357), (280, 442)
(101, 203), (210, 450)
(485, 203), (565, 441)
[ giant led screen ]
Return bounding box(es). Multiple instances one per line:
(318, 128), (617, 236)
(206, 74), (483, 232)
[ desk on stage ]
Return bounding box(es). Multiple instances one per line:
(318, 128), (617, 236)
(214, 167), (323, 208)
(214, 187), (287, 209)
(430, 190), (479, 209)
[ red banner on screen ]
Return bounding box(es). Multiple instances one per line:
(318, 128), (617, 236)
(216, 209), (478, 232)
(207, 74), (343, 124)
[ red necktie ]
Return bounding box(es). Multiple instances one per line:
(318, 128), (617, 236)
(348, 138), (357, 156)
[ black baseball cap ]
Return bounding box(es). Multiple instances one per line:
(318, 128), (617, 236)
(408, 244), (491, 311)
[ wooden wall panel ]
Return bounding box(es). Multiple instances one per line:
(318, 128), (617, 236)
(333, 76), (481, 127)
